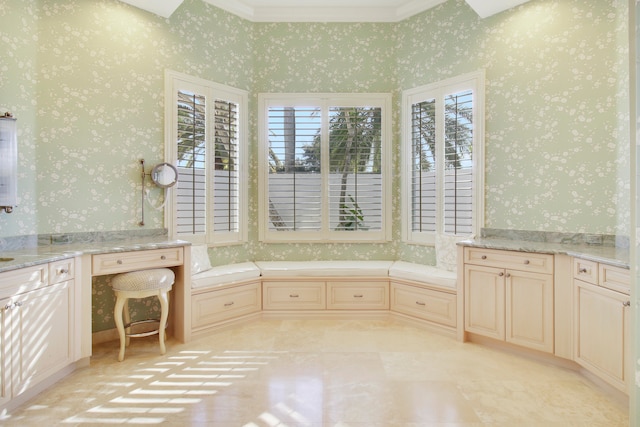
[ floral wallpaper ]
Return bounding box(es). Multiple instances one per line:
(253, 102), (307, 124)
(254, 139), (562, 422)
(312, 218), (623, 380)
(0, 0), (632, 328)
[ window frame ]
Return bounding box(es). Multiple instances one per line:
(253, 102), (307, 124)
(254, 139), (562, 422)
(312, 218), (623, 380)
(258, 93), (392, 243)
(164, 69), (248, 246)
(401, 71), (485, 245)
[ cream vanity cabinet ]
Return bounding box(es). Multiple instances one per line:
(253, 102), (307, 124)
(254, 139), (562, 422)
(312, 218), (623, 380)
(573, 258), (630, 393)
(463, 247), (554, 353)
(0, 259), (75, 408)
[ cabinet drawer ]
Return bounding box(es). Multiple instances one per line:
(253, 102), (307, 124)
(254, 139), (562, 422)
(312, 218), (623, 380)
(464, 247), (553, 274)
(92, 247), (183, 275)
(390, 282), (456, 327)
(192, 282), (261, 329)
(0, 264), (48, 297)
(49, 258), (75, 284)
(263, 281), (326, 310)
(573, 258), (598, 285)
(599, 264), (630, 295)
(326, 281), (389, 310)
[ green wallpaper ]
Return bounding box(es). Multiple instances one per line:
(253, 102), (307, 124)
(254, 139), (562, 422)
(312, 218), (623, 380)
(0, 0), (631, 262)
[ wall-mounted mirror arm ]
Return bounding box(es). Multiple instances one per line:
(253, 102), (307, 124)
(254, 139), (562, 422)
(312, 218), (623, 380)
(138, 159), (179, 226)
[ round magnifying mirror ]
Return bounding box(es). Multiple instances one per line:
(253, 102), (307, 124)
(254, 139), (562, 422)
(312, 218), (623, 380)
(151, 163), (178, 188)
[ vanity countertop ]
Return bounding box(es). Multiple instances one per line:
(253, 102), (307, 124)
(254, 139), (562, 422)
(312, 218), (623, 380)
(458, 238), (629, 269)
(0, 237), (191, 274)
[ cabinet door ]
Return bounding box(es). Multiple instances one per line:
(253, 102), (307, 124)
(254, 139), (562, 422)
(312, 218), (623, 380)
(464, 265), (505, 340)
(506, 270), (554, 353)
(575, 280), (628, 392)
(0, 296), (10, 407)
(11, 281), (74, 397)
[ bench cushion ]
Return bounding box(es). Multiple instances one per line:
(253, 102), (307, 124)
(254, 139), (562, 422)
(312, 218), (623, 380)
(256, 260), (394, 277)
(389, 261), (457, 289)
(192, 262), (261, 289)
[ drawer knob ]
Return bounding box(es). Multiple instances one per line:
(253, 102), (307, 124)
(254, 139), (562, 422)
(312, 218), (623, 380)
(57, 268), (69, 275)
(161, 255), (166, 260)
(289, 294), (299, 298)
(415, 301), (426, 306)
(224, 302), (234, 307)
(578, 268), (588, 273)
(623, 301), (631, 307)
(481, 255), (487, 260)
(117, 260), (123, 265)
(499, 272), (504, 277)
(524, 260), (530, 265)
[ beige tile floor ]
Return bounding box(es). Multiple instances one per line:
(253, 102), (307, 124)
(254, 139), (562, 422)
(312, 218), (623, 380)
(0, 318), (630, 426)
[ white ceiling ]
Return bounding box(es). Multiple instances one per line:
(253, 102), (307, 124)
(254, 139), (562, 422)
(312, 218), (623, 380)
(118, 0), (531, 21)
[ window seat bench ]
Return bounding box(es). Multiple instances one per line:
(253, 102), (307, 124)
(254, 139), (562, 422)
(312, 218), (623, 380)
(188, 258), (458, 338)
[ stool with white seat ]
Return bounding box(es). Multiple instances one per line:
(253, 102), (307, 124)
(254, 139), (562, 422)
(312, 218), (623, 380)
(111, 268), (175, 361)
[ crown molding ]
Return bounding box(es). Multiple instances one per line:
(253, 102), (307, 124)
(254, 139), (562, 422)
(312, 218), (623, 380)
(117, 0), (532, 22)
(118, 0), (184, 18)
(203, 0), (448, 22)
(464, 0), (531, 18)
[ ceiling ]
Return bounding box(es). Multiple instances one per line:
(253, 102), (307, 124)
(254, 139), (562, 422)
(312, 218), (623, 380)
(117, 0), (531, 21)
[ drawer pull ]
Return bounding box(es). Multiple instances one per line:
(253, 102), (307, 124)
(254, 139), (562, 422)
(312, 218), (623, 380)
(623, 301), (631, 307)
(161, 255), (166, 260)
(506, 273), (511, 278)
(524, 260), (530, 265)
(224, 302), (234, 307)
(289, 294), (299, 298)
(56, 268), (69, 275)
(499, 272), (504, 277)
(415, 301), (426, 306)
(481, 255), (487, 260)
(578, 268), (588, 273)
(354, 294), (364, 298)
(117, 260), (123, 265)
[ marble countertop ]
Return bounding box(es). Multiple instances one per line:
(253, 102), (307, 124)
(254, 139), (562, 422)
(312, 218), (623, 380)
(458, 237), (630, 269)
(0, 237), (191, 274)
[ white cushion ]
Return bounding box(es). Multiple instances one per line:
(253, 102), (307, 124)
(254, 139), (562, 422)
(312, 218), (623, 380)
(192, 262), (261, 289)
(256, 260), (394, 277)
(389, 261), (457, 289)
(112, 268), (175, 291)
(191, 244), (212, 275)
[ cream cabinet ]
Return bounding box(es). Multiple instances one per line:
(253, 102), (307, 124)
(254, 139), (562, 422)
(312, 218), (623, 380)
(327, 281), (389, 310)
(574, 258), (630, 393)
(390, 282), (456, 328)
(464, 247), (554, 353)
(263, 281), (326, 310)
(0, 261), (75, 410)
(191, 282), (261, 331)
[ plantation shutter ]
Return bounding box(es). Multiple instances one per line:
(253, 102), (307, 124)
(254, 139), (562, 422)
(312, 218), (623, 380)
(213, 99), (239, 233)
(443, 90), (473, 235)
(267, 106), (322, 231)
(328, 106), (383, 231)
(410, 99), (437, 233)
(176, 90), (206, 235)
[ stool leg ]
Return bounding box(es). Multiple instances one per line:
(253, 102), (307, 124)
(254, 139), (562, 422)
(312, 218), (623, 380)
(123, 299), (131, 347)
(114, 294), (127, 362)
(158, 289), (169, 355)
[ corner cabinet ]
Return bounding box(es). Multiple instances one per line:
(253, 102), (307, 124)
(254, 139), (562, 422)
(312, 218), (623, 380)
(0, 259), (76, 410)
(463, 247), (554, 353)
(573, 258), (630, 393)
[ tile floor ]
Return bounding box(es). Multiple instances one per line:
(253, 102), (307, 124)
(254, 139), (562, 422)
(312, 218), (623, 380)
(0, 318), (630, 426)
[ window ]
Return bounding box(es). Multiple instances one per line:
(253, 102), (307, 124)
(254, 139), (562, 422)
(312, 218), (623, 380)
(258, 93), (392, 242)
(402, 71), (485, 245)
(165, 70), (248, 245)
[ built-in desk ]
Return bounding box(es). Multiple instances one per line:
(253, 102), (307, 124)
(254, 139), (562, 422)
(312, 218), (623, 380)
(79, 241), (192, 358)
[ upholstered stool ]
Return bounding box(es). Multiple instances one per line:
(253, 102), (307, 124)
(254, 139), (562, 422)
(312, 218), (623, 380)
(111, 268), (175, 362)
